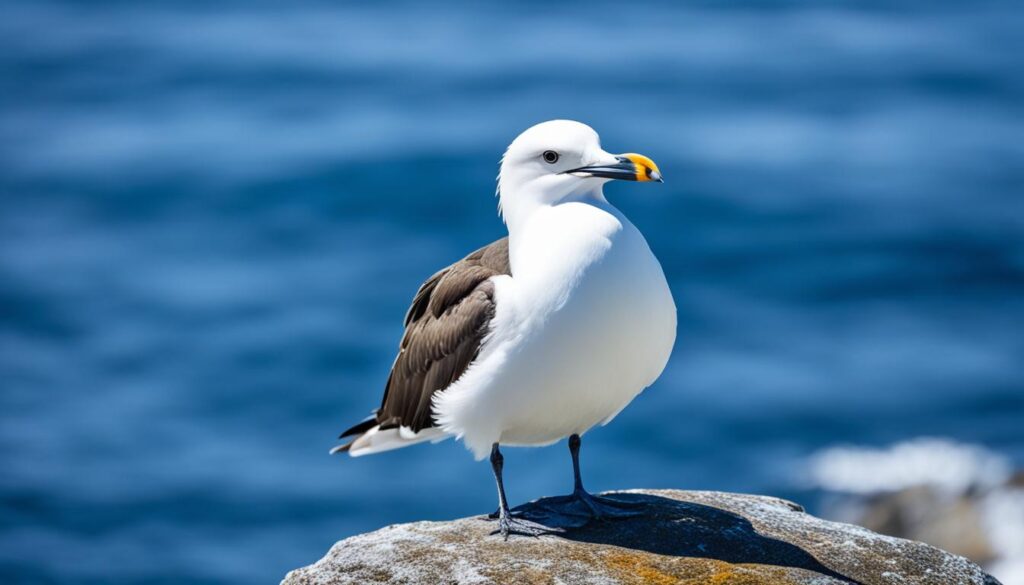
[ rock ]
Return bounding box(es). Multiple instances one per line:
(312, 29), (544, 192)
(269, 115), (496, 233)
(855, 485), (997, 564)
(1007, 470), (1024, 489)
(282, 489), (1001, 585)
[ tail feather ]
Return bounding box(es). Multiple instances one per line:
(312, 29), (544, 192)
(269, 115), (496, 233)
(329, 441), (354, 455)
(338, 416), (378, 439)
(330, 423), (447, 456)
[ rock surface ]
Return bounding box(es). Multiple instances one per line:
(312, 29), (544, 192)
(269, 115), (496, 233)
(826, 470), (1024, 581)
(282, 489), (1001, 585)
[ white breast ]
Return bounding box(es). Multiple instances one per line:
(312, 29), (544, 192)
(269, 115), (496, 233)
(433, 199), (677, 460)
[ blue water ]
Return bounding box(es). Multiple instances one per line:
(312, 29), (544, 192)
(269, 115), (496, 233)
(2, 1), (1023, 583)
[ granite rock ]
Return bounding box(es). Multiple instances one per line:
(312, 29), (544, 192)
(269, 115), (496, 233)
(282, 489), (1001, 585)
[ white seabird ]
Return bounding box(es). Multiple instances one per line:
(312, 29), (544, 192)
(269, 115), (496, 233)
(333, 120), (676, 538)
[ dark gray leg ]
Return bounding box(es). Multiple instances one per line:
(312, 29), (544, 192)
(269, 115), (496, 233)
(490, 443), (510, 518)
(488, 443), (543, 539)
(541, 434), (643, 520)
(569, 433), (586, 493)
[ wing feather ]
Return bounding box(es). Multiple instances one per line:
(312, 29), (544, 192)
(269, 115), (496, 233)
(337, 237), (510, 443)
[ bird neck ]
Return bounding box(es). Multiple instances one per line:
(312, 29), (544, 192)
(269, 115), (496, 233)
(502, 185), (622, 281)
(500, 182), (608, 239)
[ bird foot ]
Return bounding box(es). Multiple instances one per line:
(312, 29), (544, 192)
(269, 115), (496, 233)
(485, 506), (532, 520)
(491, 514), (547, 540)
(538, 491), (644, 521)
(485, 507), (525, 520)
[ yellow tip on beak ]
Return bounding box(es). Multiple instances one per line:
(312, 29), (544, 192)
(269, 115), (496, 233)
(622, 153), (663, 182)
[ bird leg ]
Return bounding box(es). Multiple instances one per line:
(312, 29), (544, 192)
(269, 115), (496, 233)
(540, 434), (644, 520)
(488, 443), (544, 539)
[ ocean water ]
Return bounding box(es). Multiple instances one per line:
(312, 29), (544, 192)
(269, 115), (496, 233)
(2, 1), (1023, 583)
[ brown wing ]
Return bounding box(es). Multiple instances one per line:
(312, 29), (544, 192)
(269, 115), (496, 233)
(338, 237), (510, 442)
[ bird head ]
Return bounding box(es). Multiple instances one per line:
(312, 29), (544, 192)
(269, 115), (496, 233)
(496, 120), (662, 226)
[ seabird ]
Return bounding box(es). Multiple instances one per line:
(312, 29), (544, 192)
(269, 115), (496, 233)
(333, 120), (676, 538)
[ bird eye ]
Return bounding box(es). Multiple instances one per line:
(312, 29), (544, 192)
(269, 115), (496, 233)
(542, 150), (559, 164)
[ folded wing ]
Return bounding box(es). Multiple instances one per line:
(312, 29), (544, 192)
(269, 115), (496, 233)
(332, 237), (511, 456)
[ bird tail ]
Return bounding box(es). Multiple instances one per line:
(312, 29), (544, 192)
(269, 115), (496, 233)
(331, 417), (448, 456)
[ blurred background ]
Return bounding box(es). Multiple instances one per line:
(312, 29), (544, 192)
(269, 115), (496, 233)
(2, 0), (1023, 583)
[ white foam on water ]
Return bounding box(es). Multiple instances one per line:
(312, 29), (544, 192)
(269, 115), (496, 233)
(807, 437), (1011, 494)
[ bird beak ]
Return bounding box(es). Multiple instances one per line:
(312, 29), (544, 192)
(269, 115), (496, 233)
(565, 153), (663, 183)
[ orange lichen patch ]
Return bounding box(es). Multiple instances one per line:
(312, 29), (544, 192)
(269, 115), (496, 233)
(708, 566), (746, 584)
(622, 152), (661, 181)
(707, 565), (802, 585)
(479, 564), (555, 585)
(605, 552), (678, 585)
(605, 552), (803, 585)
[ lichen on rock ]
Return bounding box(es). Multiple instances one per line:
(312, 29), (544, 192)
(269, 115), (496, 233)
(282, 489), (1001, 585)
